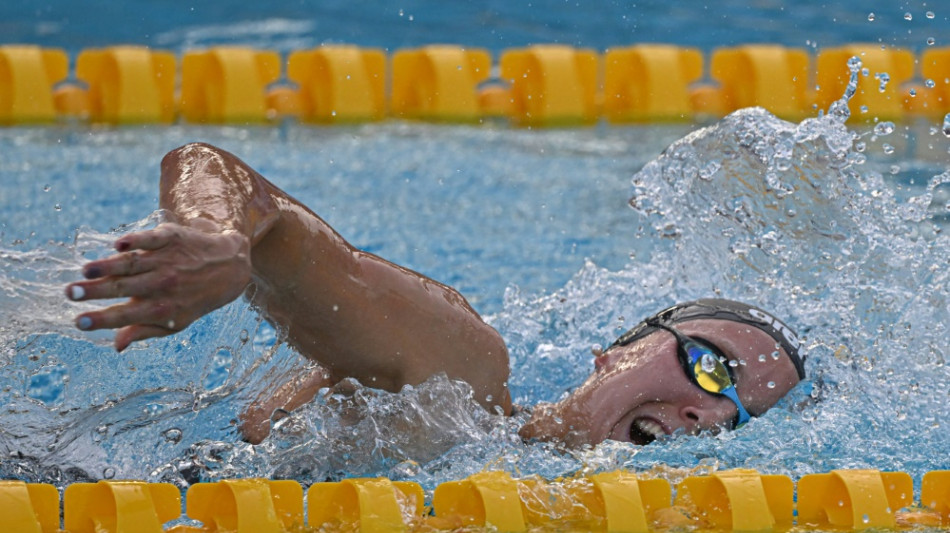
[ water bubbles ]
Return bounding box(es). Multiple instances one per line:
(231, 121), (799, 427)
(701, 353), (717, 373)
(698, 161), (721, 181)
(867, 12), (876, 22)
(942, 113), (950, 137)
(926, 11), (935, 19)
(102, 467), (115, 479)
(925, 79), (936, 89)
(738, 131), (756, 147)
(53, 204), (61, 211)
(162, 428), (183, 444)
(771, 351), (781, 360)
(873, 121), (895, 136)
(904, 12), (913, 21)
(758, 354), (767, 363)
(43, 184), (51, 192)
(927, 37), (936, 46)
(882, 144), (895, 155)
(767, 381), (776, 389)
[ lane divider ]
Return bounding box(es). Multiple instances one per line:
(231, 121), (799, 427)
(3, 469), (950, 532)
(2, 43), (949, 126)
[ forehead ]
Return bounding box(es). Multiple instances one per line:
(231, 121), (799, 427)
(673, 319), (800, 414)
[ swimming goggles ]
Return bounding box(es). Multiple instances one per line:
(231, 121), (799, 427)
(625, 318), (751, 429)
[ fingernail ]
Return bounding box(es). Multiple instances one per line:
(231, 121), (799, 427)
(68, 285), (85, 301)
(77, 316), (92, 330)
(83, 266), (102, 279)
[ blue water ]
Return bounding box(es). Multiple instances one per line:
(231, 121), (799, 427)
(2, 0), (946, 56)
(1, 0), (950, 514)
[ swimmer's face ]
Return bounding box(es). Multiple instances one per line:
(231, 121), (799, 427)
(518, 319), (801, 447)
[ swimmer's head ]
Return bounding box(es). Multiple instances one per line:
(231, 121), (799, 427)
(519, 299), (805, 447)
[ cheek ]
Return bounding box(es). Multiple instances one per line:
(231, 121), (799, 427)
(740, 360), (799, 413)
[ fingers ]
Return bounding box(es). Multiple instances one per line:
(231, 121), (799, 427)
(73, 298), (181, 333)
(81, 249), (154, 281)
(114, 225), (177, 253)
(115, 324), (176, 352)
(67, 269), (165, 302)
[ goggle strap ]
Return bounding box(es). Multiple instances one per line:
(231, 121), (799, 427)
(720, 385), (752, 428)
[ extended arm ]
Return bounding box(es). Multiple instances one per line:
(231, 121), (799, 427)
(67, 143), (512, 440)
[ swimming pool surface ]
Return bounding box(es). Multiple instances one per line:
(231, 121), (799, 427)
(2, 0), (950, 519)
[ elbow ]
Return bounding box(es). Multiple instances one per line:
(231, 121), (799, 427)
(161, 142), (221, 171)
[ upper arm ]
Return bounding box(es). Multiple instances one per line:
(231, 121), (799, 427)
(230, 162), (513, 415)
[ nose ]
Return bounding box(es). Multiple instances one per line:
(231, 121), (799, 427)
(679, 400), (736, 432)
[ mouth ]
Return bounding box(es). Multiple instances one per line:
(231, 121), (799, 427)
(629, 417), (667, 445)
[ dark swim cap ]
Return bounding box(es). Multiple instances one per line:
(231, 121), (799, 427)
(608, 299), (806, 380)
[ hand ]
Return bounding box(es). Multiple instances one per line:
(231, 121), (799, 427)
(66, 222), (252, 351)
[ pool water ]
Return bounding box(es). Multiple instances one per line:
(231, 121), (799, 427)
(2, 0), (950, 512)
(2, 96), (949, 491)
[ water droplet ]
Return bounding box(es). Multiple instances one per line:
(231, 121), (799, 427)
(926, 11), (935, 19)
(847, 56), (863, 73)
(943, 113), (950, 137)
(162, 428), (183, 444)
(43, 184), (51, 192)
(867, 12), (876, 21)
(909, 89), (917, 97)
(904, 12), (913, 21)
(927, 37), (936, 46)
(876, 72), (891, 93)
(239, 329), (249, 343)
(767, 381), (776, 389)
(771, 351), (781, 360)
(890, 165), (901, 175)
(103, 467), (115, 479)
(96, 424), (109, 434)
(873, 121), (895, 136)
(882, 143), (895, 155)
(53, 204), (61, 211)
(856, 141), (867, 152)
(925, 79), (936, 88)
(863, 513), (871, 523)
(729, 360), (739, 368)
(701, 353), (717, 373)
(758, 354), (767, 362)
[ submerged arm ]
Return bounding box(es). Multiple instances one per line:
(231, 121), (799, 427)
(67, 143), (512, 440)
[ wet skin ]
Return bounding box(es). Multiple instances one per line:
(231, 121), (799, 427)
(64, 142), (799, 446)
(518, 319), (801, 447)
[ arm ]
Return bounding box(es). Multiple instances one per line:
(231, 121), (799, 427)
(67, 143), (512, 435)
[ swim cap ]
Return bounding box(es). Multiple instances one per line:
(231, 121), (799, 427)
(608, 299), (806, 380)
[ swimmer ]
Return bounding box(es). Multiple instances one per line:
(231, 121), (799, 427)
(64, 143), (805, 446)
